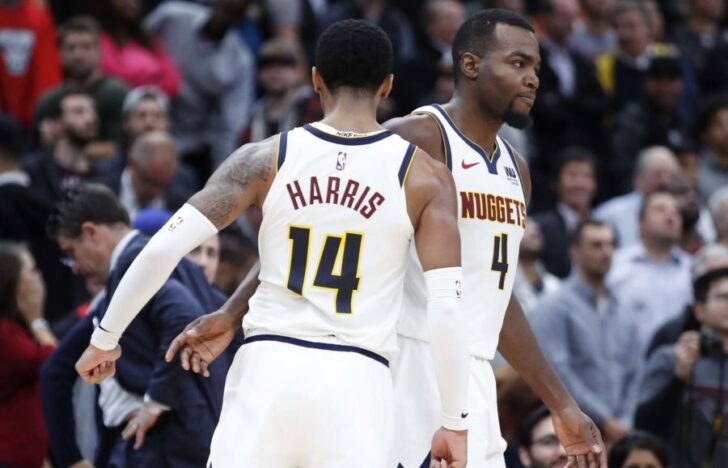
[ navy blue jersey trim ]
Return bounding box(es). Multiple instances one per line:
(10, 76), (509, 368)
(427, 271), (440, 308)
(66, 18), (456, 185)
(432, 104), (501, 174)
(412, 110), (452, 171)
(243, 334), (389, 367)
(398, 144), (418, 187)
(276, 131), (288, 171)
(303, 124), (393, 145)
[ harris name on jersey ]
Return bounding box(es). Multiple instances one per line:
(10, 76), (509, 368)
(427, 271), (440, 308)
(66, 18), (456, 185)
(459, 191), (526, 228)
(286, 175), (385, 219)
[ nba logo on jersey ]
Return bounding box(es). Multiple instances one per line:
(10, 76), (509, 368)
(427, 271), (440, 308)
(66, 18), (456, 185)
(336, 152), (348, 171)
(455, 279), (462, 299)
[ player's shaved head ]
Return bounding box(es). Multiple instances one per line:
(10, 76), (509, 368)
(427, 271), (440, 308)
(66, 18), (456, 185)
(315, 19), (393, 94)
(451, 9), (534, 83)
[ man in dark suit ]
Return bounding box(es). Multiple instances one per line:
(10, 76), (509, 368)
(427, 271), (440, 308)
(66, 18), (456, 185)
(533, 148), (598, 278)
(530, 0), (606, 212)
(41, 184), (236, 468)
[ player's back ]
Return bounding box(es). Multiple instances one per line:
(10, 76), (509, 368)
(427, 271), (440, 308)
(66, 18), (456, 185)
(245, 122), (417, 359)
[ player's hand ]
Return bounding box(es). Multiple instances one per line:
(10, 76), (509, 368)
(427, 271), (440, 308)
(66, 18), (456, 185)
(121, 402), (166, 449)
(430, 427), (467, 468)
(165, 310), (240, 377)
(75, 343), (122, 384)
(551, 405), (607, 468)
(69, 460), (94, 468)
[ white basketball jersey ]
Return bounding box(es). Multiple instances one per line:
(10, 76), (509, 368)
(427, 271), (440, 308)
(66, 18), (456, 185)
(398, 104), (527, 359)
(245, 123), (416, 360)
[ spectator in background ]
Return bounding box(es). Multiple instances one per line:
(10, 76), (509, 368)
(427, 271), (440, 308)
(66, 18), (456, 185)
(0, 114), (79, 323)
(393, 0), (464, 114)
(187, 234), (221, 286)
(531, 0), (606, 193)
(240, 39), (322, 144)
(675, 140), (702, 187)
(145, 0), (254, 175)
(670, 0), (728, 82)
(667, 175), (716, 253)
(534, 147), (598, 278)
(636, 265), (728, 467)
(92, 0), (180, 98)
(122, 85), (170, 146)
(611, 56), (687, 192)
(0, 0), (62, 129)
(517, 406), (567, 468)
(108, 131), (197, 220)
(594, 146), (680, 246)
(607, 191), (693, 353)
(513, 217), (561, 317)
(23, 90), (119, 205)
(694, 94), (728, 202)
(607, 432), (668, 468)
(532, 221), (639, 448)
(710, 187), (728, 249)
(35, 16), (128, 159)
(0, 242), (56, 468)
(214, 226), (258, 296)
(645, 243), (728, 357)
(569, 0), (617, 61)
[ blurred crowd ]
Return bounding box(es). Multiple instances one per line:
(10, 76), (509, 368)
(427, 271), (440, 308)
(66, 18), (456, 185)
(1, 0), (728, 466)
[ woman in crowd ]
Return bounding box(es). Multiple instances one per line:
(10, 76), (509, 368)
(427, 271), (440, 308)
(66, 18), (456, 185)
(608, 431), (669, 468)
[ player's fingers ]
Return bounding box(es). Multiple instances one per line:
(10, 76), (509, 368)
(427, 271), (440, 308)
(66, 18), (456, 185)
(200, 359), (210, 378)
(134, 426), (146, 450)
(121, 420), (135, 440)
(587, 452), (596, 468)
(191, 353), (202, 374)
(165, 333), (187, 362)
(577, 454), (587, 468)
(180, 346), (193, 371)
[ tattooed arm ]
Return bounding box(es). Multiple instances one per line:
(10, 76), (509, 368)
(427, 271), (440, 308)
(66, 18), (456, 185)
(75, 137), (277, 384)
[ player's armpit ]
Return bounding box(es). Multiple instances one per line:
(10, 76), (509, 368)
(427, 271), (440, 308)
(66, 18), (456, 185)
(405, 151), (461, 271)
(188, 135), (278, 229)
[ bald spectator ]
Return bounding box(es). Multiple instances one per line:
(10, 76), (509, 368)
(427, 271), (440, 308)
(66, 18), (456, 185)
(110, 131), (197, 220)
(145, 0), (255, 175)
(607, 191), (693, 353)
(122, 86), (170, 146)
(393, 0), (464, 113)
(34, 16), (128, 156)
(594, 146), (679, 246)
(710, 188), (728, 249)
(531, 0), (606, 185)
(23, 90), (119, 205)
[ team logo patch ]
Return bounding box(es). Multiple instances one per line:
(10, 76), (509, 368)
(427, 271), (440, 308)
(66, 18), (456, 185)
(504, 166), (520, 186)
(336, 151), (348, 171)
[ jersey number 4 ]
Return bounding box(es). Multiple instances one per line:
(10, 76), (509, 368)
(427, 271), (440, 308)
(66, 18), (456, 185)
(491, 233), (509, 290)
(286, 226), (362, 314)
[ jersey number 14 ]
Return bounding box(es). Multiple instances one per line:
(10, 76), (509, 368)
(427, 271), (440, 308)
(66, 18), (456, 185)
(286, 225), (362, 314)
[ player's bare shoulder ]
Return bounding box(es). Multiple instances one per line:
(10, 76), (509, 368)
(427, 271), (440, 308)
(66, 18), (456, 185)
(189, 135), (278, 227)
(385, 114), (446, 163)
(403, 147), (457, 228)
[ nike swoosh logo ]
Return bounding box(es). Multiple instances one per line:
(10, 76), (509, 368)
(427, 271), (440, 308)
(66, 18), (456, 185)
(461, 412), (468, 418)
(461, 160), (480, 169)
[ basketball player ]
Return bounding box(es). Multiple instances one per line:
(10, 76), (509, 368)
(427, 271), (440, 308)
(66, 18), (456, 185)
(74, 21), (471, 467)
(384, 9), (607, 468)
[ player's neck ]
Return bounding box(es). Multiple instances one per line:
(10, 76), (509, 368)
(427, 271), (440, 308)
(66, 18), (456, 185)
(319, 96), (383, 134)
(444, 95), (501, 154)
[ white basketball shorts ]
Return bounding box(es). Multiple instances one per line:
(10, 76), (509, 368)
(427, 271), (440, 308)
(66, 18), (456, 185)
(208, 335), (394, 468)
(391, 335), (507, 468)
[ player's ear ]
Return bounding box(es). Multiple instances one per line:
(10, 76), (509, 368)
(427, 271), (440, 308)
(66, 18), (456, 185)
(311, 67), (323, 94)
(460, 52), (480, 80)
(379, 74), (394, 100)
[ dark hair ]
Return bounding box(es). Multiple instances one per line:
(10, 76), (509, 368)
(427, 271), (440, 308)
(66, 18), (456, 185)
(314, 20), (393, 94)
(219, 225), (257, 267)
(91, 0), (154, 50)
(47, 184), (130, 239)
(554, 146), (598, 181)
(692, 93), (728, 141)
(607, 431), (668, 468)
(571, 219), (612, 246)
(613, 0), (651, 24)
(59, 16), (101, 45)
(0, 114), (23, 163)
(451, 9), (534, 82)
(518, 405), (551, 448)
(694, 266), (728, 303)
(638, 190), (675, 221)
(0, 242), (26, 320)
(49, 89), (94, 119)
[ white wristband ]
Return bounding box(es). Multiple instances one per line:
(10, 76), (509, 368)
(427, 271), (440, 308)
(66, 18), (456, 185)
(30, 318), (50, 332)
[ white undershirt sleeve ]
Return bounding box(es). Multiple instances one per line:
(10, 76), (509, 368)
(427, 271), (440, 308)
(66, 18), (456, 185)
(91, 204), (218, 350)
(425, 267), (470, 431)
